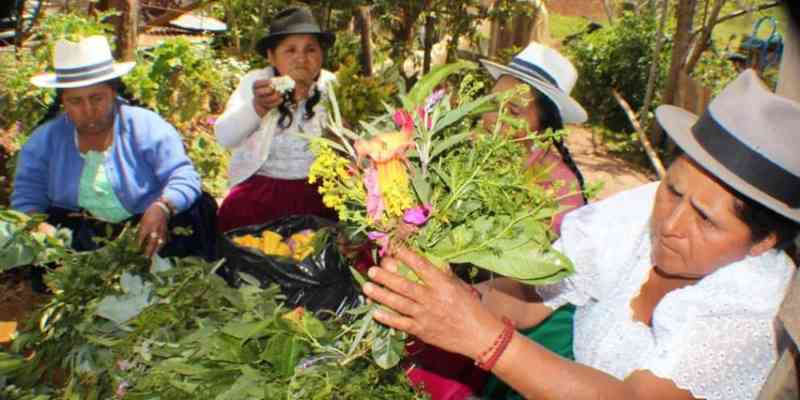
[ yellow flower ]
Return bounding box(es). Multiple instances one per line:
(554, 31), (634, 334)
(355, 131), (416, 222)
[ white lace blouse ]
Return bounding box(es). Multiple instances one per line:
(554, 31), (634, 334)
(536, 182), (794, 400)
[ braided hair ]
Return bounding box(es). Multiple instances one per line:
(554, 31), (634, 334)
(533, 89), (587, 203)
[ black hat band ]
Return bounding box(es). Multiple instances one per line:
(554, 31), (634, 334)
(692, 111), (800, 208)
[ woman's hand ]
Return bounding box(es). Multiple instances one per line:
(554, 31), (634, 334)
(252, 79), (283, 117)
(363, 247), (506, 362)
(137, 203), (169, 258)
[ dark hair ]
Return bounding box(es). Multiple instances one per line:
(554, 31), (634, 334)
(34, 78), (142, 129)
(533, 90), (587, 202)
(733, 191), (798, 250)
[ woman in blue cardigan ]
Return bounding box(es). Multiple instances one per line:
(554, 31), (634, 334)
(12, 36), (216, 260)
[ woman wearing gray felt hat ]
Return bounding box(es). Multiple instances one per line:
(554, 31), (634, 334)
(360, 69), (800, 400)
(214, 6), (339, 232)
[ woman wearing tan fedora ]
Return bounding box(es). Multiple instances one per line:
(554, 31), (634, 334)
(362, 69), (799, 400)
(214, 6), (337, 232)
(12, 35), (217, 261)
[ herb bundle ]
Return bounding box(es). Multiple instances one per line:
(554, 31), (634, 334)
(306, 61), (578, 368)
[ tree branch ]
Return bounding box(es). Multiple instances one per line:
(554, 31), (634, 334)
(690, 1), (782, 36)
(613, 89), (666, 179)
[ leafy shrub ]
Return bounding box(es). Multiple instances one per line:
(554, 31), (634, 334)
(123, 38), (226, 129)
(185, 125), (230, 199)
(332, 56), (400, 126)
(566, 12), (671, 133)
(324, 29), (362, 72)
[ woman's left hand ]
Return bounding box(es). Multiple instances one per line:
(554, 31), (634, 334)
(137, 203), (169, 257)
(363, 247), (506, 362)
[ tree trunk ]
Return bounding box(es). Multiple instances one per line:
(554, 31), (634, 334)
(423, 15), (435, 74)
(602, 0), (615, 24)
(109, 0), (138, 61)
(662, 0), (698, 107)
(639, 0), (668, 129)
(685, 0), (726, 74)
(355, 6), (373, 76)
(612, 89), (666, 179)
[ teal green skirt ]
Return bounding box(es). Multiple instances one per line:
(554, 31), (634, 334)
(481, 304), (575, 399)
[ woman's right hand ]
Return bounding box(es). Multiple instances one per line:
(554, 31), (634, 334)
(252, 79), (283, 117)
(363, 247), (507, 362)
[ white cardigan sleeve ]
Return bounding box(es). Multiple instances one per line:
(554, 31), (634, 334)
(214, 68), (272, 148)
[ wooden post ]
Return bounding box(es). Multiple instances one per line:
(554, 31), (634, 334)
(756, 15), (800, 400)
(110, 0), (138, 61)
(612, 89), (666, 179)
(776, 18), (800, 102)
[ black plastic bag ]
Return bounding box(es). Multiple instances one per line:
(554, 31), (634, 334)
(217, 215), (362, 316)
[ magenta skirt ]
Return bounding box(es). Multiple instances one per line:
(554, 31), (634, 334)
(217, 174), (337, 233)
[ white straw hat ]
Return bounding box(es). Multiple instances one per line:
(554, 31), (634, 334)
(657, 69), (800, 223)
(480, 42), (588, 124)
(30, 35), (135, 89)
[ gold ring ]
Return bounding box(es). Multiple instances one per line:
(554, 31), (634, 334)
(149, 232), (158, 239)
(157, 239), (165, 246)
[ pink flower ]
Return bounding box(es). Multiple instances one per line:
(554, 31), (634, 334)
(367, 231), (390, 256)
(364, 167), (385, 222)
(403, 204), (432, 226)
(393, 109), (415, 133)
(205, 117), (217, 126)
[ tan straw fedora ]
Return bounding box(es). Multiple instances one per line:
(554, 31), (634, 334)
(30, 36), (134, 89)
(656, 69), (800, 223)
(480, 42), (588, 124)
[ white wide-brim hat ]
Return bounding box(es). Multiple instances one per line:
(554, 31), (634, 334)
(480, 42), (588, 124)
(30, 35), (135, 89)
(657, 69), (800, 223)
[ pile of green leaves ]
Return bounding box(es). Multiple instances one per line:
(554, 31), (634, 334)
(0, 220), (425, 399)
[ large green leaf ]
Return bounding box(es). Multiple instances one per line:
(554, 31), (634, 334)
(371, 325), (405, 370)
(429, 214), (573, 285)
(430, 92), (498, 137)
(0, 220), (35, 271)
(406, 61), (477, 108)
(261, 333), (310, 377)
(95, 273), (155, 325)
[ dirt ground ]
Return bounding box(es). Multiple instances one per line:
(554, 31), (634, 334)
(565, 125), (655, 200)
(549, 0), (608, 21)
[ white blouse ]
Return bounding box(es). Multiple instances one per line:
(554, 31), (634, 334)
(214, 67), (335, 186)
(536, 182), (794, 400)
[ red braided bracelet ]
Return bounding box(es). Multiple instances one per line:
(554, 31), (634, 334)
(476, 317), (514, 371)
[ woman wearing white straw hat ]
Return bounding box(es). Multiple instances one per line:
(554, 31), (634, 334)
(12, 35), (217, 261)
(363, 69), (800, 400)
(480, 42), (589, 234)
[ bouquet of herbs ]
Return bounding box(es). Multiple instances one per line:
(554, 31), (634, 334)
(306, 61), (579, 368)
